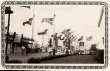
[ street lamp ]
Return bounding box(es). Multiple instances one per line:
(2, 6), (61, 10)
(5, 6), (13, 55)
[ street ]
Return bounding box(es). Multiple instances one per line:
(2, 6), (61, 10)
(8, 52), (100, 64)
(41, 55), (99, 64)
(8, 52), (49, 63)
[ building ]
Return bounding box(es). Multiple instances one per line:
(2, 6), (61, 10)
(5, 32), (34, 54)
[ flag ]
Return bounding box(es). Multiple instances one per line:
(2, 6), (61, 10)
(38, 29), (48, 35)
(20, 6), (30, 9)
(71, 36), (77, 41)
(73, 37), (77, 41)
(98, 6), (104, 27)
(41, 18), (54, 25)
(61, 29), (71, 35)
(41, 14), (55, 25)
(78, 36), (83, 41)
(44, 29), (48, 34)
(66, 29), (71, 32)
(23, 18), (33, 26)
(86, 36), (92, 41)
(62, 29), (71, 33)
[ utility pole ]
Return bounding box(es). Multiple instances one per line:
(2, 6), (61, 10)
(5, 6), (13, 55)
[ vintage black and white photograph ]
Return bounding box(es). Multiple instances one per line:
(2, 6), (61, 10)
(1, 1), (108, 69)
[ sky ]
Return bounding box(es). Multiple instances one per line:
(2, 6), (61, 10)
(5, 5), (105, 49)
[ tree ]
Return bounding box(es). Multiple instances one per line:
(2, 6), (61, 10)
(32, 42), (40, 52)
(91, 44), (97, 51)
(90, 44), (97, 54)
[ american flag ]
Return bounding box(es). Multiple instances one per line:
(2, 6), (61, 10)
(41, 14), (56, 25)
(41, 18), (54, 25)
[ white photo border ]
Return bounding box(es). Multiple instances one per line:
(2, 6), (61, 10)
(1, 1), (108, 69)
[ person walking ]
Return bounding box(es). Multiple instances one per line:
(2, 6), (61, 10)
(22, 46), (25, 55)
(26, 45), (29, 55)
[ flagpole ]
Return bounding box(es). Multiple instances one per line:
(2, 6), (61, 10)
(32, 6), (35, 39)
(48, 23), (50, 46)
(54, 18), (55, 34)
(31, 6), (35, 49)
(53, 14), (56, 49)
(42, 19), (44, 47)
(42, 35), (44, 47)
